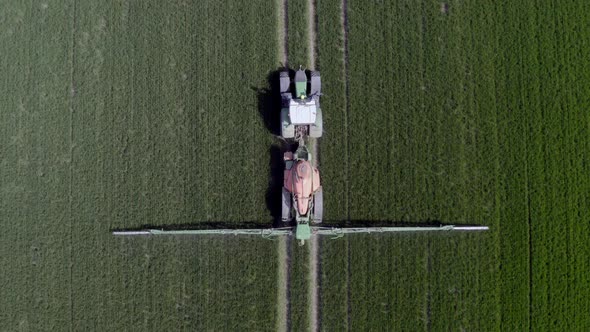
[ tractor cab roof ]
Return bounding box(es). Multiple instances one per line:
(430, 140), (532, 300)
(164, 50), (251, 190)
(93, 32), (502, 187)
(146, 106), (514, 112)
(289, 98), (317, 125)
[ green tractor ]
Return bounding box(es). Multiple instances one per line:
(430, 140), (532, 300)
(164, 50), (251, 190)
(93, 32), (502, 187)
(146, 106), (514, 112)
(279, 66), (322, 139)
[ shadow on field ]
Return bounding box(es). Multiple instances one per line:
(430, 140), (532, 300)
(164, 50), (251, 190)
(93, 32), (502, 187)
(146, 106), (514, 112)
(114, 221), (274, 231)
(266, 144), (284, 227)
(252, 68), (285, 136)
(252, 67), (295, 226)
(318, 220), (486, 228)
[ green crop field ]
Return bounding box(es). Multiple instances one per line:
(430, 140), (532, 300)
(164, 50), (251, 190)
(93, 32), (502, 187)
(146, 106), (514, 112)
(317, 0), (590, 330)
(1, 0), (588, 331)
(0, 1), (279, 330)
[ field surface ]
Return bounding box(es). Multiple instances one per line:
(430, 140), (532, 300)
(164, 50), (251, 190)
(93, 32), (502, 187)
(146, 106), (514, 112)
(316, 0), (590, 330)
(0, 0), (588, 331)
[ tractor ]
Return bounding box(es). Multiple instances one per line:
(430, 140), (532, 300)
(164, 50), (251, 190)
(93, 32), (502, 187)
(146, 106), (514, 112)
(113, 68), (489, 245)
(279, 67), (322, 139)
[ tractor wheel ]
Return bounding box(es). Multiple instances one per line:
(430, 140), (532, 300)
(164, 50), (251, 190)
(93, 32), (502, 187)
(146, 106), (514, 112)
(279, 71), (290, 94)
(282, 188), (292, 222)
(310, 71), (321, 97)
(309, 109), (322, 138)
(313, 186), (323, 224)
(281, 108), (295, 138)
(281, 92), (292, 107)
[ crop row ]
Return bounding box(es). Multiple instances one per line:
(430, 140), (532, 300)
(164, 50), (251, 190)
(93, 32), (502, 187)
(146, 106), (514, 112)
(315, 0), (350, 328)
(523, 1), (590, 330)
(71, 0), (280, 329)
(0, 0), (282, 330)
(317, 0), (589, 330)
(315, 0), (349, 223)
(0, 0), (74, 328)
(287, 0), (310, 68)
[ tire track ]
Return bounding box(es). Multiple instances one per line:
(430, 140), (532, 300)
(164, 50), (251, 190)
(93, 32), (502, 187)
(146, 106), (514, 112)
(68, 1), (79, 330)
(309, 137), (319, 332)
(277, 1), (291, 331)
(276, 236), (291, 332)
(341, 0), (351, 328)
(425, 237), (432, 330)
(278, 0), (288, 66)
(308, 0), (320, 329)
(309, 137), (320, 332)
(308, 234), (320, 332)
(307, 0), (317, 69)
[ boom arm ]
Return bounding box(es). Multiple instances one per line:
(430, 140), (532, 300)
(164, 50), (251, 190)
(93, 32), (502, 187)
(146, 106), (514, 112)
(113, 228), (293, 238)
(112, 225), (488, 244)
(311, 225), (489, 238)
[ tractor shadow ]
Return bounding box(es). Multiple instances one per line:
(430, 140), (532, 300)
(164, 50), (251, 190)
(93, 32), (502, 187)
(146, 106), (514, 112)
(252, 67), (316, 226)
(126, 221), (273, 230)
(267, 144), (284, 227)
(252, 68), (290, 136)
(252, 67), (293, 226)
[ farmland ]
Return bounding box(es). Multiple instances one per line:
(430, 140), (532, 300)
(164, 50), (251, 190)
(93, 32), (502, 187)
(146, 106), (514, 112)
(0, 0), (589, 331)
(0, 0), (279, 330)
(317, 0), (589, 330)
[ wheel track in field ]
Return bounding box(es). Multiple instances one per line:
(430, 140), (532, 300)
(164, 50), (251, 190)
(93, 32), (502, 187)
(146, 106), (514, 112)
(276, 0), (291, 331)
(308, 0), (320, 329)
(68, 1), (79, 331)
(308, 225), (320, 332)
(276, 236), (292, 332)
(278, 0), (288, 66)
(307, 0), (317, 69)
(341, 0), (351, 328)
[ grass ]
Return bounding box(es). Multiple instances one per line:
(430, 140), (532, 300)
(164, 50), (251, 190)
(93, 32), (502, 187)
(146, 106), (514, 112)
(315, 0), (348, 223)
(0, 0), (588, 330)
(317, 0), (589, 330)
(0, 0), (280, 330)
